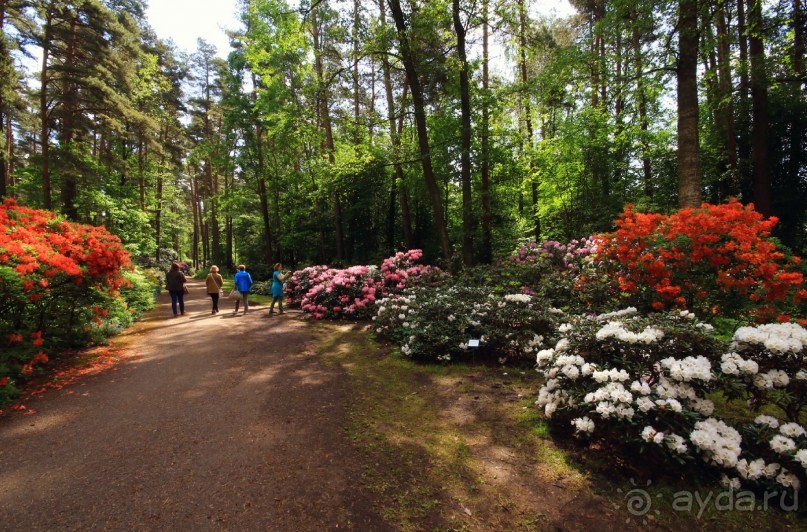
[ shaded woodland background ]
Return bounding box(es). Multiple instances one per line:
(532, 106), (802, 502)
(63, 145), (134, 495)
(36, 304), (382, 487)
(0, 0), (804, 278)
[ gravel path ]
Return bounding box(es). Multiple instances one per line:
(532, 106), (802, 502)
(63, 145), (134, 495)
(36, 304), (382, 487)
(0, 280), (389, 530)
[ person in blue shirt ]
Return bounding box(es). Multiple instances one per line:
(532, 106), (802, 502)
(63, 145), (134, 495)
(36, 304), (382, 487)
(269, 262), (290, 315)
(232, 264), (253, 315)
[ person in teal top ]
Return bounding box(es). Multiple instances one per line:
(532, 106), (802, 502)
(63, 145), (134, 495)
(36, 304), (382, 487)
(232, 264), (253, 315)
(269, 262), (290, 315)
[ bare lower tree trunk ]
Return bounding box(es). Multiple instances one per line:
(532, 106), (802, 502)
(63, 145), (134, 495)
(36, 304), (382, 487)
(519, 0), (539, 241)
(677, 0), (702, 208)
(388, 0), (452, 261)
(453, 0), (473, 267)
(312, 5), (345, 261)
(632, 19), (652, 197)
(379, 0), (412, 249)
(480, 0), (492, 263)
(40, 3), (54, 210)
(748, 0), (771, 215)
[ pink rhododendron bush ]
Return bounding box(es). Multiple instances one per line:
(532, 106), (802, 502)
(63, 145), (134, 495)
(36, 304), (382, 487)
(289, 250), (442, 320)
(535, 310), (807, 497)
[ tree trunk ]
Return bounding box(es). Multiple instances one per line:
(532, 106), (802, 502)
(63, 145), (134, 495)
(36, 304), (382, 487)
(0, 0), (6, 198)
(716, 2), (738, 198)
(312, 5), (345, 262)
(59, 14), (79, 220)
(519, 0), (539, 241)
(747, 0), (771, 215)
(40, 3), (53, 210)
(453, 0), (473, 267)
(379, 0), (412, 249)
(388, 0), (452, 261)
(251, 73), (274, 264)
(632, 17), (652, 197)
(737, 0), (752, 170)
(677, 0), (702, 208)
(353, 0), (361, 144)
(137, 136), (145, 210)
(480, 0), (492, 263)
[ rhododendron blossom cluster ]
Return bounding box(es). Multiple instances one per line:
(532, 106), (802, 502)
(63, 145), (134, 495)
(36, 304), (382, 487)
(535, 310), (807, 494)
(1, 199), (133, 399)
(511, 238), (599, 272)
(599, 200), (804, 321)
(290, 250), (441, 320)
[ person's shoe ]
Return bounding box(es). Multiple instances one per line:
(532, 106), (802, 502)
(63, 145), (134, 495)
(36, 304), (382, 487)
(181, 311), (186, 315)
(279, 311), (284, 314)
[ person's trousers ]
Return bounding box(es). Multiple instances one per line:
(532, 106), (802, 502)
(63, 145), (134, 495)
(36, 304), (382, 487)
(169, 290), (185, 315)
(234, 291), (249, 312)
(209, 292), (220, 311)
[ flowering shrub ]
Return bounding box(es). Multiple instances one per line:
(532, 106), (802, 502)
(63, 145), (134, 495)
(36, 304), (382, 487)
(0, 199), (152, 403)
(535, 309), (806, 495)
(285, 265), (337, 306)
(374, 286), (559, 364)
(491, 237), (625, 315)
(535, 308), (721, 432)
(380, 249), (444, 295)
(511, 238), (598, 272)
(719, 322), (807, 422)
(291, 250), (441, 320)
(599, 200), (805, 322)
(301, 265), (383, 319)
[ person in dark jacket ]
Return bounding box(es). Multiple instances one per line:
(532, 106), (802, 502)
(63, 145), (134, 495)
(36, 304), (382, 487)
(232, 264), (253, 315)
(165, 262), (188, 317)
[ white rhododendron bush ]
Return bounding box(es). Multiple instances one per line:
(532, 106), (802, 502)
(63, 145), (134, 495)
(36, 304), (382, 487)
(535, 309), (807, 495)
(373, 287), (559, 363)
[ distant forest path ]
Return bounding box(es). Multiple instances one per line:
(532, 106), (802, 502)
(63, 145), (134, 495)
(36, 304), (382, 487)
(0, 280), (389, 530)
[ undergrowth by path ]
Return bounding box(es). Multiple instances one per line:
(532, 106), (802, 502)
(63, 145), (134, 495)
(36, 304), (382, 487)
(309, 322), (804, 531)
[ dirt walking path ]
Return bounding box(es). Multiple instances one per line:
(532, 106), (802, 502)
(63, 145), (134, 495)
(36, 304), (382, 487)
(0, 280), (390, 530)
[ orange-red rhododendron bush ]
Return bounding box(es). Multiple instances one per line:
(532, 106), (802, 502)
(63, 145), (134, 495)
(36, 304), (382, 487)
(600, 200), (806, 323)
(0, 198), (132, 403)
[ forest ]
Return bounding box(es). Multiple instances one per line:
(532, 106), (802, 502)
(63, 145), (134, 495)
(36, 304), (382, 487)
(0, 0), (804, 277)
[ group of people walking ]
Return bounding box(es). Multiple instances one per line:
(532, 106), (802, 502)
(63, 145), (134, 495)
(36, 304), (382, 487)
(165, 262), (291, 318)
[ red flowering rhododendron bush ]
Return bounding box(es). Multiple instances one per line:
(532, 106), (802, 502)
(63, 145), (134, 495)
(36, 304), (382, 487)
(0, 199), (134, 404)
(600, 200), (805, 323)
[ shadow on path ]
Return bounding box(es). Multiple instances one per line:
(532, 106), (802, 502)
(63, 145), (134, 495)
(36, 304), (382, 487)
(0, 280), (390, 530)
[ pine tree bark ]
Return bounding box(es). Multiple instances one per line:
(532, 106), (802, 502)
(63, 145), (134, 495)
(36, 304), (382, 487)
(388, 0), (453, 261)
(0, 0), (7, 198)
(631, 16), (652, 197)
(677, 0), (702, 208)
(379, 0), (412, 249)
(311, 5), (345, 262)
(716, 2), (738, 198)
(453, 0), (473, 267)
(39, 2), (54, 210)
(480, 0), (492, 263)
(519, 0), (539, 241)
(748, 0), (771, 215)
